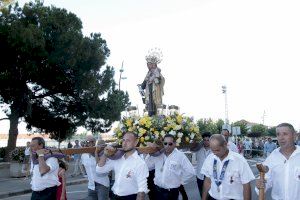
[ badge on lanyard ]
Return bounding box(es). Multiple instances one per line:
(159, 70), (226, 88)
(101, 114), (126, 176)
(126, 170), (132, 178)
(213, 159), (230, 192)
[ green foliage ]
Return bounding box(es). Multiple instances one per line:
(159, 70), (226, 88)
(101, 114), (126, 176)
(0, 1), (129, 146)
(197, 118), (221, 134)
(215, 119), (225, 133)
(266, 126), (276, 137)
(250, 124), (267, 135)
(232, 120), (249, 135)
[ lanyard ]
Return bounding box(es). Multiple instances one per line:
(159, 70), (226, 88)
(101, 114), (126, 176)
(213, 159), (230, 188)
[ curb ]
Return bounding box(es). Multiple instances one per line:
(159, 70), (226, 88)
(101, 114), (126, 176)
(0, 178), (88, 199)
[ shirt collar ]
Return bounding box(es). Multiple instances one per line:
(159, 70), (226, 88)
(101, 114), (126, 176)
(213, 150), (235, 162)
(291, 145), (300, 156)
(122, 149), (139, 160)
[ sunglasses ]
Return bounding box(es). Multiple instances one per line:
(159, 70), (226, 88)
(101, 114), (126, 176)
(164, 142), (173, 146)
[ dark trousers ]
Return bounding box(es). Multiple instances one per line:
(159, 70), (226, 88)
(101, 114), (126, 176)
(148, 169), (156, 200)
(114, 194), (137, 200)
(31, 186), (57, 200)
(155, 186), (179, 200)
(208, 195), (234, 200)
(179, 185), (188, 200)
(196, 178), (204, 198)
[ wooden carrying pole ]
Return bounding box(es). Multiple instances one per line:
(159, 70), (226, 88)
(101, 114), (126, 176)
(256, 163), (268, 200)
(56, 146), (160, 155)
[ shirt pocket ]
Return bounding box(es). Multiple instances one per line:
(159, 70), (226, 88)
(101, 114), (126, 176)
(124, 168), (134, 179)
(226, 170), (241, 184)
(293, 167), (300, 182)
(169, 161), (180, 175)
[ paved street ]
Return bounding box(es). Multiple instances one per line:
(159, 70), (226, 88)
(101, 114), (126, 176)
(1, 157), (273, 200)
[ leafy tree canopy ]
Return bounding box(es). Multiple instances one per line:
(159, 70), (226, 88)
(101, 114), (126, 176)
(197, 118), (223, 135)
(232, 120), (249, 135)
(0, 1), (129, 158)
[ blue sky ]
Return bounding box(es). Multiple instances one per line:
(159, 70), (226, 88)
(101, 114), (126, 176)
(1, 0), (300, 134)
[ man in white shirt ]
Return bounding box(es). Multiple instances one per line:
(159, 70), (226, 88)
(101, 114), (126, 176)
(30, 137), (60, 200)
(81, 135), (109, 200)
(243, 138), (252, 158)
(22, 141), (31, 179)
(146, 134), (195, 200)
(201, 134), (254, 200)
(97, 132), (149, 200)
(221, 129), (238, 153)
(256, 123), (300, 200)
(190, 132), (211, 198)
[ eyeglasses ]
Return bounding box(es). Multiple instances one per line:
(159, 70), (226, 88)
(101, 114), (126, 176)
(164, 142), (173, 146)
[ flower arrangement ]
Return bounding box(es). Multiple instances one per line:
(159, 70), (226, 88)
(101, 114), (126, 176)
(9, 147), (25, 163)
(114, 113), (201, 147)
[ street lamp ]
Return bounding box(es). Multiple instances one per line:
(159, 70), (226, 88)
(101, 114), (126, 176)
(222, 85), (229, 125)
(118, 61), (127, 90)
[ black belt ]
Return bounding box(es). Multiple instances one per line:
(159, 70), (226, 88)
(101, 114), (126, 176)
(33, 185), (57, 194)
(156, 186), (179, 192)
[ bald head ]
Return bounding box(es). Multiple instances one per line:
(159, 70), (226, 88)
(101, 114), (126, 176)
(209, 134), (229, 160)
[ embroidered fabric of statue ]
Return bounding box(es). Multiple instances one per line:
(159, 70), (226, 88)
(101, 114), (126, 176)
(141, 67), (164, 116)
(141, 48), (165, 116)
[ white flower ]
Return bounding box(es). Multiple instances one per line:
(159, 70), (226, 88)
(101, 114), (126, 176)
(134, 120), (139, 126)
(145, 136), (150, 141)
(160, 131), (166, 137)
(169, 130), (176, 136)
(176, 138), (181, 144)
(174, 125), (182, 131)
(177, 132), (183, 138)
(190, 133), (195, 139)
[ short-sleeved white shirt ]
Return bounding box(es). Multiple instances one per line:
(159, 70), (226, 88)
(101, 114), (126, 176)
(96, 150), (149, 196)
(201, 150), (255, 200)
(146, 148), (195, 189)
(262, 146), (300, 200)
(81, 153), (110, 190)
(195, 147), (211, 180)
(30, 157), (60, 191)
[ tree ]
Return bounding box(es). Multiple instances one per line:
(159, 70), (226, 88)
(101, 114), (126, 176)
(215, 119), (225, 134)
(0, 2), (129, 160)
(197, 118), (219, 134)
(232, 120), (249, 135)
(266, 126), (276, 137)
(250, 124), (267, 136)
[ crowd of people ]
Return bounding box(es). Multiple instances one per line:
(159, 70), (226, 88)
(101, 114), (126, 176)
(23, 122), (300, 200)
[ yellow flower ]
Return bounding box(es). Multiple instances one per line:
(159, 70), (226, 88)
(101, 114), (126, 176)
(138, 128), (146, 134)
(139, 117), (147, 126)
(128, 127), (133, 132)
(185, 137), (190, 143)
(176, 115), (183, 124)
(125, 119), (133, 127)
(117, 132), (123, 138)
(154, 131), (159, 136)
(140, 137), (145, 143)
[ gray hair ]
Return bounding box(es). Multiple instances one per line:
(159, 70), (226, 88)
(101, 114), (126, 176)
(276, 123), (296, 134)
(210, 134), (227, 146)
(32, 137), (45, 148)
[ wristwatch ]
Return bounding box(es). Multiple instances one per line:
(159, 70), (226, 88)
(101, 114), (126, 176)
(38, 154), (45, 157)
